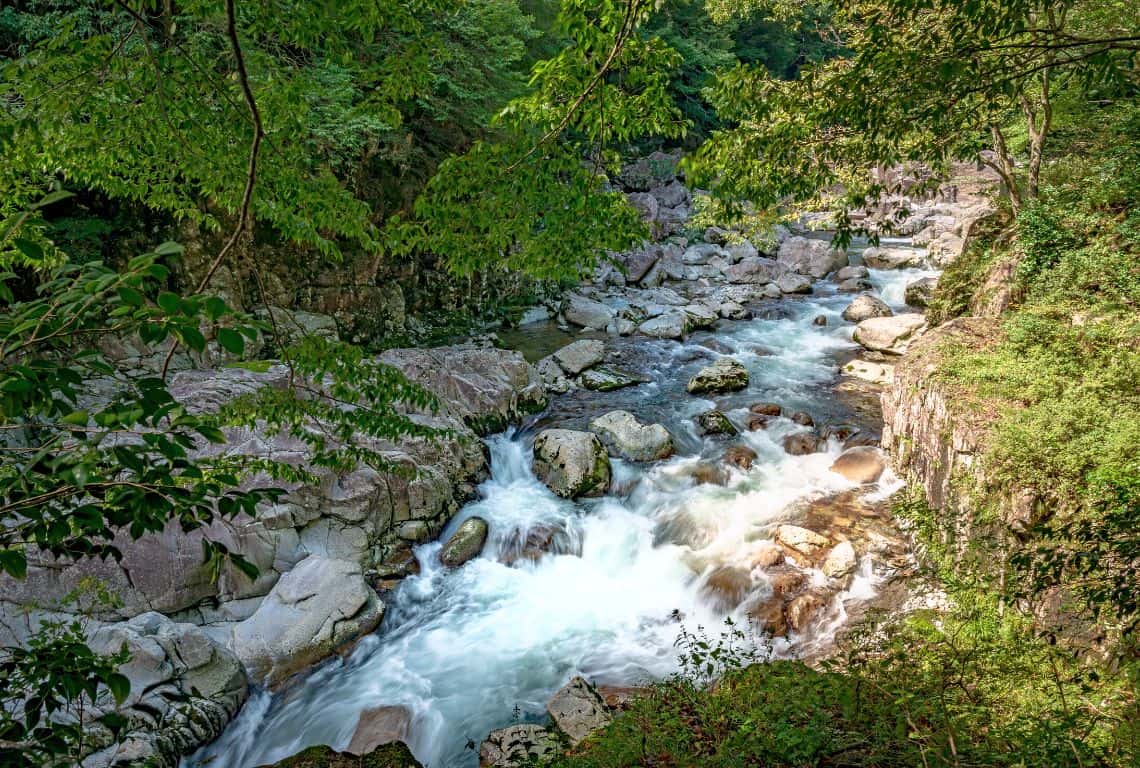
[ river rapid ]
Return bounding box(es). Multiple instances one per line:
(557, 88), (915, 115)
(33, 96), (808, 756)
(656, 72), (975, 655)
(187, 255), (931, 768)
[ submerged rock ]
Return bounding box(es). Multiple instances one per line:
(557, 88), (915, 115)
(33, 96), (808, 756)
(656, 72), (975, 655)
(701, 565), (754, 611)
(695, 409), (738, 437)
(479, 724), (560, 768)
(262, 743), (421, 768)
(532, 429), (611, 498)
(686, 358), (749, 394)
(578, 366), (647, 392)
(590, 410), (674, 462)
(347, 706), (413, 756)
(782, 432), (820, 455)
(440, 517), (489, 568)
(750, 402), (782, 416)
(499, 523), (579, 566)
(723, 444), (759, 470)
(547, 676), (613, 745)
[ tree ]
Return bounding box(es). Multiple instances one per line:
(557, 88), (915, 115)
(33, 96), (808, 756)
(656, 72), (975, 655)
(688, 0), (1140, 225)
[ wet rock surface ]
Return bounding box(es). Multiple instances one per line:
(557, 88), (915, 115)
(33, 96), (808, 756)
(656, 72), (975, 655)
(532, 429), (612, 498)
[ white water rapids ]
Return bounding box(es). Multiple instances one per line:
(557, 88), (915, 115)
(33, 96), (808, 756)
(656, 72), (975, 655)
(187, 258), (927, 768)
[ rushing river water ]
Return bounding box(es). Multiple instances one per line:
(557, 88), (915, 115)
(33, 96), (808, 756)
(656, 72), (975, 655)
(187, 257), (931, 768)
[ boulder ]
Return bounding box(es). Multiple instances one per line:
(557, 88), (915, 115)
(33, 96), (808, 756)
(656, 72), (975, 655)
(618, 151), (680, 191)
(836, 265), (870, 281)
(617, 246), (660, 283)
(536, 356), (573, 394)
(837, 277), (873, 293)
(547, 676), (613, 745)
(790, 411), (814, 427)
(553, 339), (605, 375)
(562, 295), (616, 330)
(727, 239), (760, 262)
(822, 541), (857, 580)
(686, 358), (749, 394)
(590, 411), (674, 462)
(651, 180), (691, 209)
(723, 444), (759, 470)
(716, 300), (749, 320)
(777, 237), (847, 278)
(861, 246), (924, 270)
(499, 523), (580, 566)
(724, 256), (781, 284)
(480, 724), (560, 768)
(625, 192), (658, 222)
(695, 410), (738, 437)
(782, 433), (820, 455)
(750, 402), (782, 416)
(853, 314), (926, 354)
(638, 311), (688, 340)
(750, 542), (785, 568)
(829, 447), (887, 484)
(905, 276), (938, 307)
(682, 243), (723, 265)
(681, 303), (719, 330)
(229, 556), (383, 685)
(701, 565), (754, 611)
(347, 706), (413, 756)
(440, 517), (489, 568)
(841, 294), (893, 323)
(688, 462), (730, 486)
(775, 525), (830, 556)
(84, 613), (247, 768)
(812, 314), (828, 326)
(928, 232), (966, 266)
(262, 744), (421, 768)
(777, 273), (813, 294)
(786, 590), (828, 632)
(532, 429), (611, 498)
(579, 367), (648, 392)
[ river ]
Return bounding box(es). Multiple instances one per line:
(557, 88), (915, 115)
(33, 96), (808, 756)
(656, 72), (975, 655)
(187, 252), (933, 768)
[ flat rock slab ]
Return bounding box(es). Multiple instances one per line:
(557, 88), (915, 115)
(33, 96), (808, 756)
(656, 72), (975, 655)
(547, 676), (613, 745)
(687, 358), (749, 394)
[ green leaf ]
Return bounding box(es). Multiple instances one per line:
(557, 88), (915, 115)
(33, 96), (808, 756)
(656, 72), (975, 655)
(106, 673), (131, 706)
(153, 241), (184, 257)
(216, 328), (245, 355)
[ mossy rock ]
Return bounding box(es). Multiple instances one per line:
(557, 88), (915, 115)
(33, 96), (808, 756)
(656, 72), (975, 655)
(259, 743), (422, 768)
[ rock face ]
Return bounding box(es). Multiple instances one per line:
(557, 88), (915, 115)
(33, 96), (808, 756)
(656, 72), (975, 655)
(853, 314), (926, 354)
(532, 429), (612, 498)
(81, 613), (247, 768)
(440, 517), (489, 568)
(263, 743), (422, 768)
(687, 358), (749, 394)
(552, 339), (605, 375)
(479, 724), (560, 768)
(830, 447), (887, 484)
(590, 411), (674, 462)
(777, 237), (848, 278)
(547, 676), (613, 745)
(229, 556), (383, 685)
(842, 294), (893, 323)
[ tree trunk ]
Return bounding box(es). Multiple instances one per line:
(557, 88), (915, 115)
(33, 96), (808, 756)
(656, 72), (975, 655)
(1020, 68), (1052, 202)
(986, 124), (1022, 214)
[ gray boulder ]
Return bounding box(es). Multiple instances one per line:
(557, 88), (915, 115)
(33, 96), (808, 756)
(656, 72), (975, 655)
(440, 517), (489, 568)
(638, 311), (689, 340)
(229, 556), (383, 685)
(777, 237), (847, 278)
(590, 410), (674, 461)
(687, 358), (749, 394)
(616, 245), (661, 283)
(841, 294), (893, 323)
(536, 356), (573, 394)
(651, 180), (691, 209)
(579, 366), (648, 392)
(83, 613), (247, 768)
(553, 339), (605, 375)
(862, 246), (924, 270)
(480, 724), (561, 768)
(836, 265), (870, 281)
(853, 313), (926, 354)
(547, 676), (613, 745)
(532, 429), (612, 498)
(726, 239), (759, 262)
(837, 277), (874, 293)
(625, 192), (659, 222)
(562, 294), (616, 330)
(830, 447), (887, 484)
(777, 273), (813, 294)
(696, 410), (738, 437)
(682, 303), (719, 329)
(724, 256), (781, 284)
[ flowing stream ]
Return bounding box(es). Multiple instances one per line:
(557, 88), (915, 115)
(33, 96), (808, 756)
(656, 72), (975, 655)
(188, 257), (927, 768)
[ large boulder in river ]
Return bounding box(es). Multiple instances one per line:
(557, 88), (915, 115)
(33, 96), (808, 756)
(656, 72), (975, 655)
(547, 676), (613, 745)
(687, 358), (749, 394)
(777, 273), (813, 294)
(480, 724), (560, 768)
(82, 612), (248, 768)
(862, 246), (924, 270)
(229, 556), (383, 685)
(853, 314), (926, 354)
(590, 410), (674, 461)
(829, 447), (887, 484)
(841, 294), (893, 323)
(262, 743), (421, 768)
(905, 276), (938, 307)
(696, 410), (738, 436)
(638, 311), (689, 340)
(553, 339), (605, 375)
(532, 429), (612, 498)
(579, 366), (647, 392)
(724, 256), (781, 284)
(562, 294), (616, 330)
(777, 237), (848, 278)
(440, 517), (489, 567)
